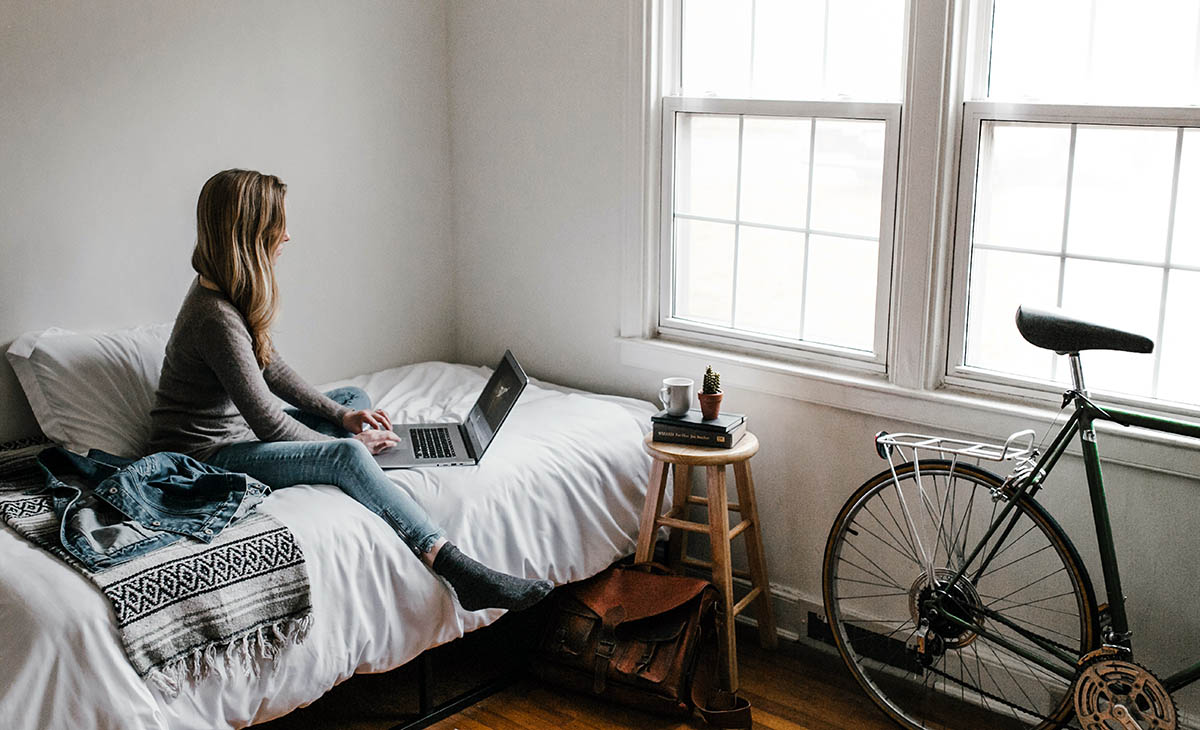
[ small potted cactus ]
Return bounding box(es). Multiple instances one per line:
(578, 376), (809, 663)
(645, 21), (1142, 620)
(698, 365), (723, 420)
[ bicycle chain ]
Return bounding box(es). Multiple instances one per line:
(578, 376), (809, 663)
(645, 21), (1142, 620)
(924, 663), (1063, 727)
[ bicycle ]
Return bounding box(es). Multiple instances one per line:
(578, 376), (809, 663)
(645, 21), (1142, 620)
(821, 305), (1199, 730)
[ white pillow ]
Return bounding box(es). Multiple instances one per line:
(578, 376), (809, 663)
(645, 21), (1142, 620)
(6, 324), (173, 458)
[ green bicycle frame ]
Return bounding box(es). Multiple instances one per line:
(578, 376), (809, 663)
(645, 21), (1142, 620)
(932, 384), (1200, 692)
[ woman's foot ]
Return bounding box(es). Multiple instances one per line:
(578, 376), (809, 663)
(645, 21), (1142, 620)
(431, 543), (553, 611)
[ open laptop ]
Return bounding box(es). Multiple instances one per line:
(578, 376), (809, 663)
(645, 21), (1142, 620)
(374, 350), (528, 469)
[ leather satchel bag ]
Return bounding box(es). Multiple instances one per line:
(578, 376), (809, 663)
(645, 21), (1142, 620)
(533, 563), (752, 728)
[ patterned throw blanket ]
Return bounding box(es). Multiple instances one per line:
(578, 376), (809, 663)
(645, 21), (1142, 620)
(0, 439), (313, 695)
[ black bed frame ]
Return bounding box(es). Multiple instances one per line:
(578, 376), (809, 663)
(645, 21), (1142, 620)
(386, 590), (552, 730)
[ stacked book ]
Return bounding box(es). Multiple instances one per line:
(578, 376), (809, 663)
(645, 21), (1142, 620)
(651, 409), (747, 449)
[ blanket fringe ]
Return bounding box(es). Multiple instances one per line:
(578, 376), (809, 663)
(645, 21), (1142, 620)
(147, 611), (313, 697)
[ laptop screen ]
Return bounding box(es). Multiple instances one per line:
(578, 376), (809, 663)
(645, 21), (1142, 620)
(465, 350), (527, 455)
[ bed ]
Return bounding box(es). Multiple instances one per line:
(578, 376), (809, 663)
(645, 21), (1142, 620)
(0, 340), (657, 730)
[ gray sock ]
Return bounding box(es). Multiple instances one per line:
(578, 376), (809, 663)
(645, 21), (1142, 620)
(431, 543), (553, 612)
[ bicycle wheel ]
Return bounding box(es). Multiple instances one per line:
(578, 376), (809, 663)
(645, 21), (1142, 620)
(822, 460), (1100, 729)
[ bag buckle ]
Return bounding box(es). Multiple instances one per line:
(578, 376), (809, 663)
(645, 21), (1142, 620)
(593, 632), (617, 693)
(635, 643), (655, 673)
(596, 637), (616, 658)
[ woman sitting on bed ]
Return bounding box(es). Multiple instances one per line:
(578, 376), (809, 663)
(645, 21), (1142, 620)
(146, 168), (552, 612)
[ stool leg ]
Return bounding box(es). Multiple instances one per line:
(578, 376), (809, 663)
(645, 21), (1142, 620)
(666, 464), (691, 571)
(706, 464), (738, 692)
(635, 459), (669, 564)
(734, 460), (777, 650)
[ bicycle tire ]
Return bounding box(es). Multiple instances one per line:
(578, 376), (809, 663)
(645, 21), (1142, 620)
(822, 460), (1100, 729)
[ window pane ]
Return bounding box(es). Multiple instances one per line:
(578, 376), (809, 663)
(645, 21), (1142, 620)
(974, 122), (1070, 253)
(1157, 270), (1200, 404)
(750, 0), (824, 100)
(988, 0), (1200, 105)
(1066, 126), (1175, 264)
(824, 0), (905, 101)
(1171, 130), (1200, 268)
(680, 0), (751, 97)
(733, 226), (805, 338)
(1088, 1), (1200, 106)
(802, 235), (877, 351)
(674, 113), (739, 220)
(674, 218), (735, 326)
(964, 249), (1060, 381)
(987, 2), (1087, 103)
(1059, 259), (1160, 397)
(739, 116), (811, 228)
(809, 119), (886, 237)
(680, 0), (904, 101)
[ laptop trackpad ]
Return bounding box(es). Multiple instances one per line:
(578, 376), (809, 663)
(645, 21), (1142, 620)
(373, 429), (416, 468)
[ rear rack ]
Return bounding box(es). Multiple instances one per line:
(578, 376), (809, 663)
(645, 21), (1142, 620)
(875, 430), (1036, 463)
(870, 429), (1040, 593)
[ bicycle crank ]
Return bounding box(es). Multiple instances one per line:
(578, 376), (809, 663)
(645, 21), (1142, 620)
(1073, 658), (1177, 730)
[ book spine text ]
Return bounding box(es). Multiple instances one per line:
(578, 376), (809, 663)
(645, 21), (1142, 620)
(652, 425), (738, 448)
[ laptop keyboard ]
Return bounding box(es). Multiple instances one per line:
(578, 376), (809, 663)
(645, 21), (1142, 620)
(411, 427), (457, 460)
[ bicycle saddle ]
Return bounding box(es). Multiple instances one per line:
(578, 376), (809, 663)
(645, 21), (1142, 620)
(1015, 305), (1154, 355)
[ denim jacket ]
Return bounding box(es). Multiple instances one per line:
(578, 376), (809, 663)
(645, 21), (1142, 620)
(35, 447), (268, 571)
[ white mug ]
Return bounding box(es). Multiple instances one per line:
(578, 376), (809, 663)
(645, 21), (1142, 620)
(658, 377), (694, 417)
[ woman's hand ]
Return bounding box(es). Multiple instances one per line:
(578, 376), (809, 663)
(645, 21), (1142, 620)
(342, 408), (393, 434)
(353, 429), (401, 454)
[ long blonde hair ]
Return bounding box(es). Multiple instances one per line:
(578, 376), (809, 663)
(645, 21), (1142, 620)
(191, 169), (287, 368)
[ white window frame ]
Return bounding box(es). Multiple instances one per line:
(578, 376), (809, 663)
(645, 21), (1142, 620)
(659, 97), (901, 372)
(652, 1), (905, 374)
(620, 0), (1200, 476)
(946, 105), (1200, 417)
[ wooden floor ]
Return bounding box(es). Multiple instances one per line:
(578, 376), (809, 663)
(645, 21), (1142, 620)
(258, 633), (905, 730)
(427, 639), (900, 730)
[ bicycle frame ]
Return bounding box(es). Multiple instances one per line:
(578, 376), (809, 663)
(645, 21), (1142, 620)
(931, 356), (1200, 692)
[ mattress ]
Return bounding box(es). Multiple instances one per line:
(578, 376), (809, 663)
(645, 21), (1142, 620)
(0, 361), (656, 729)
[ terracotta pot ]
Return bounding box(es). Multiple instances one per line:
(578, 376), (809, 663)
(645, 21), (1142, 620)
(698, 392), (723, 420)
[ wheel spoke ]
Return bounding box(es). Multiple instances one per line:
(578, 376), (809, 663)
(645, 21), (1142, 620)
(837, 590), (909, 600)
(984, 523), (1040, 566)
(981, 542), (1054, 580)
(984, 640), (1045, 720)
(838, 574), (905, 590)
(988, 567), (1067, 606)
(949, 479), (980, 571)
(979, 590), (1080, 616)
(851, 514), (922, 568)
(874, 491), (923, 565)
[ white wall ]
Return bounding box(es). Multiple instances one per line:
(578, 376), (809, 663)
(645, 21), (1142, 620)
(447, 0), (1200, 713)
(3, 0), (1198, 714)
(447, 0), (632, 392)
(0, 0), (456, 442)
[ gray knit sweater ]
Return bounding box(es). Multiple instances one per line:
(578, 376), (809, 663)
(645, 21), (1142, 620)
(147, 278), (352, 460)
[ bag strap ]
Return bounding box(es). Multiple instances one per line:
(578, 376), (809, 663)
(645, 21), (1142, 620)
(690, 603), (753, 728)
(592, 605), (625, 694)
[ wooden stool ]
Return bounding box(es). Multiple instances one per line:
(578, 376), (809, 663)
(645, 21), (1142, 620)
(634, 431), (777, 692)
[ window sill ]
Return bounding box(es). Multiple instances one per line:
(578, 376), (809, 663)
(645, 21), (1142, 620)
(619, 336), (1200, 479)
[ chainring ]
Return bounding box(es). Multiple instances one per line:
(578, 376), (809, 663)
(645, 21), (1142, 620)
(1073, 658), (1178, 730)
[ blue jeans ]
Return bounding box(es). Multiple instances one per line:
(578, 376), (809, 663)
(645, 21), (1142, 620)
(207, 386), (444, 555)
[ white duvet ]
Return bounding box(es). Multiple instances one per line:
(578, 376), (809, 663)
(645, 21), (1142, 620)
(0, 361), (656, 730)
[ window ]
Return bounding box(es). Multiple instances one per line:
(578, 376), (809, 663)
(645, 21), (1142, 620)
(642, 1), (1200, 420)
(949, 0), (1200, 410)
(659, 0), (906, 370)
